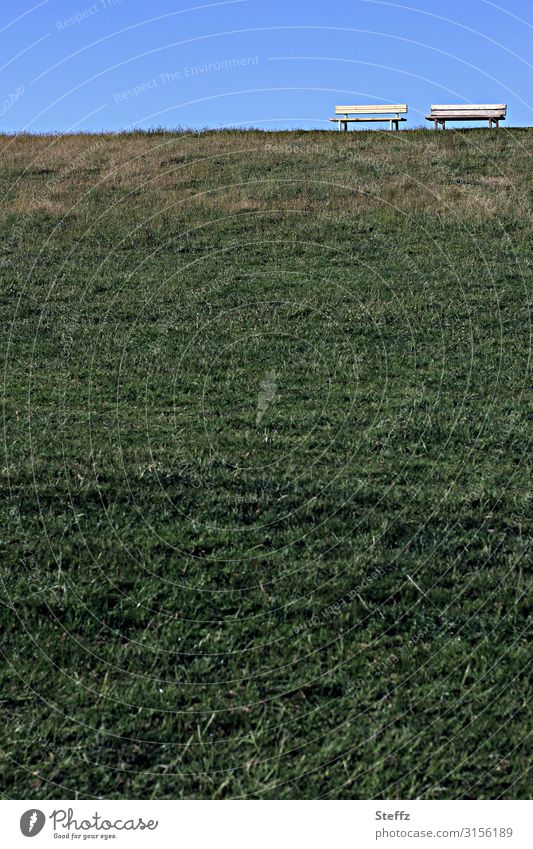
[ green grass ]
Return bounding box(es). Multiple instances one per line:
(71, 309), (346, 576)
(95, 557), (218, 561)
(0, 127), (531, 799)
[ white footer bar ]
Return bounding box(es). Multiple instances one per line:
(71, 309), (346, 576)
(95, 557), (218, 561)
(2, 800), (531, 848)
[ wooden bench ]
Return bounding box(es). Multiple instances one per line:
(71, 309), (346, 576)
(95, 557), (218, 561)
(425, 104), (507, 129)
(329, 104), (408, 131)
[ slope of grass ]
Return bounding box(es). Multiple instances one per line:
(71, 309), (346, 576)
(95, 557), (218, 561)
(0, 127), (531, 799)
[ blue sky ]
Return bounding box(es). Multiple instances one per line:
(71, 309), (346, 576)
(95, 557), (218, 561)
(1, 0), (531, 132)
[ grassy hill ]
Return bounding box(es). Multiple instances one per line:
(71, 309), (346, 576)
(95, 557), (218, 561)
(0, 127), (531, 799)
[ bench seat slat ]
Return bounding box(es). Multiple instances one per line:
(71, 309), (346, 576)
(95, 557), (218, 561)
(427, 112), (506, 119)
(329, 116), (407, 122)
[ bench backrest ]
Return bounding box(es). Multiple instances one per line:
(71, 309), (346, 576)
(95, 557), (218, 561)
(429, 104), (507, 117)
(335, 104), (408, 115)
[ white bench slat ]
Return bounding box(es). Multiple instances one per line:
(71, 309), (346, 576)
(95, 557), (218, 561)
(335, 104), (407, 114)
(430, 104), (506, 111)
(430, 111), (506, 117)
(329, 117), (406, 122)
